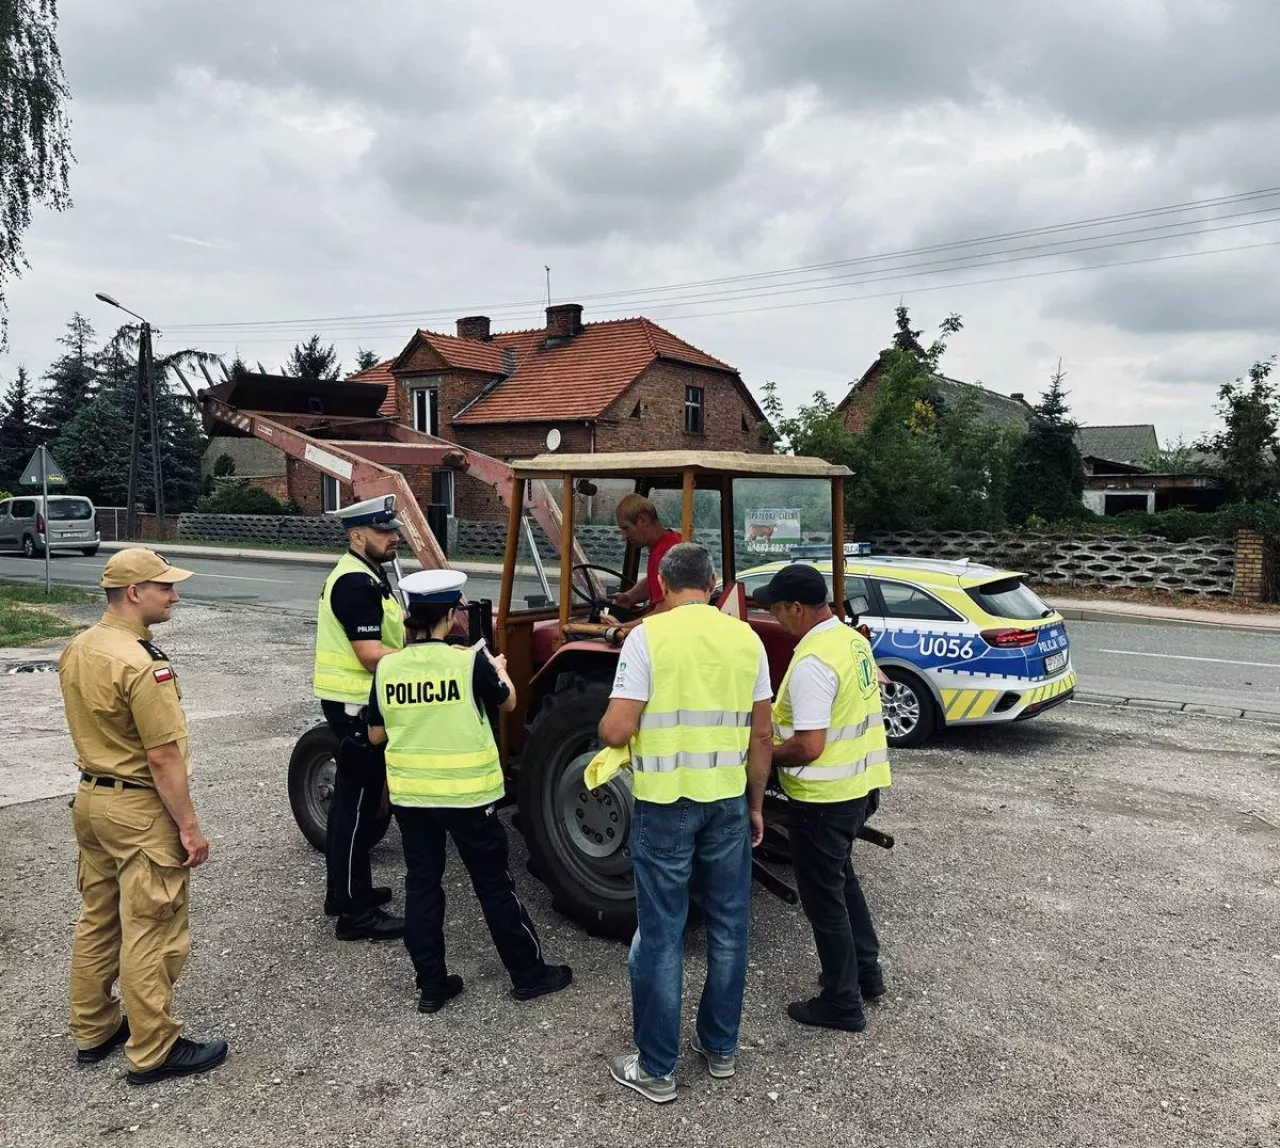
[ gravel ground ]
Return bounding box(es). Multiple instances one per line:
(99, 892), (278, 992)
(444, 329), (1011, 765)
(1, 602), (1278, 1148)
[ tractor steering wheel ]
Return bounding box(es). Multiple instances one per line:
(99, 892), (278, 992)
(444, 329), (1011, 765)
(570, 564), (637, 623)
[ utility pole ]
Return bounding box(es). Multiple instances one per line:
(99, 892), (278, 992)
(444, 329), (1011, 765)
(143, 324), (166, 540)
(124, 323), (147, 540)
(98, 294), (164, 542)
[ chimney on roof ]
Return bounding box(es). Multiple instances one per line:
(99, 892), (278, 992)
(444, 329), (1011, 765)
(456, 315), (491, 341)
(545, 303), (584, 340)
(1010, 392), (1027, 403)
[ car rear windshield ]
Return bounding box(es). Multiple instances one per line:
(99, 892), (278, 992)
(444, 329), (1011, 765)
(47, 499), (93, 521)
(966, 577), (1052, 621)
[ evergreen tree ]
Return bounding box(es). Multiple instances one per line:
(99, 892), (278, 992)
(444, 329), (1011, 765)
(287, 335), (341, 380)
(354, 347), (380, 372)
(37, 312), (97, 435)
(1006, 364), (1086, 525)
(57, 326), (209, 511)
(0, 1), (74, 345)
(226, 352), (250, 380)
(1196, 356), (1280, 502)
(56, 336), (137, 506)
(0, 365), (42, 489)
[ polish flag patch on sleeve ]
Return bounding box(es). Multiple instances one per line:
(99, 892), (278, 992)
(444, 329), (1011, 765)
(153, 666), (174, 683)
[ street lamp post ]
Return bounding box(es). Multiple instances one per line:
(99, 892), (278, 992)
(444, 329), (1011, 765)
(95, 293), (164, 542)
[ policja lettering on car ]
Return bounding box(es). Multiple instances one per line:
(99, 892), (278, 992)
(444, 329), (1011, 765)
(385, 678), (463, 705)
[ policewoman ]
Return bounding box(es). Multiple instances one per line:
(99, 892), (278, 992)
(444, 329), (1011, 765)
(59, 548), (227, 1084)
(366, 569), (572, 1013)
(313, 494), (406, 941)
(755, 563), (893, 1033)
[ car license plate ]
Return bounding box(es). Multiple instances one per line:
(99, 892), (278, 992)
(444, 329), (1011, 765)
(1044, 651), (1068, 675)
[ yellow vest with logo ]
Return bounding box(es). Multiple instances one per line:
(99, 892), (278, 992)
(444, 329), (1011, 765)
(773, 622), (891, 803)
(375, 642), (505, 808)
(313, 552), (405, 704)
(630, 605), (761, 804)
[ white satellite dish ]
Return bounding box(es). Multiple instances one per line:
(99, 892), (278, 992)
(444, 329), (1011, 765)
(546, 428), (562, 452)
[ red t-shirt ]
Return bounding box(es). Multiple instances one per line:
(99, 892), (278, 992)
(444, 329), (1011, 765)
(646, 530), (683, 606)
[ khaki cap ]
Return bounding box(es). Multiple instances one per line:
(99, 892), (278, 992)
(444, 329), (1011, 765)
(99, 548), (195, 589)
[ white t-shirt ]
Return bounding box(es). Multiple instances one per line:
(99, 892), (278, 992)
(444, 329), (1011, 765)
(780, 616), (842, 731)
(611, 609), (773, 704)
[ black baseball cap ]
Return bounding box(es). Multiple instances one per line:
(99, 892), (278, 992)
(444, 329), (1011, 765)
(752, 563), (830, 607)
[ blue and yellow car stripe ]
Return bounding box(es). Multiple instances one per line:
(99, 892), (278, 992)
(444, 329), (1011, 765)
(941, 671), (1077, 722)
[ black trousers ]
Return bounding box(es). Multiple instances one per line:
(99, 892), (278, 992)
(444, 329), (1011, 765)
(394, 803), (546, 995)
(788, 794), (881, 1018)
(323, 705), (391, 915)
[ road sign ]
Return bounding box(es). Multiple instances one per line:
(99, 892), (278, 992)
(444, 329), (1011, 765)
(19, 446), (68, 488)
(20, 445), (67, 593)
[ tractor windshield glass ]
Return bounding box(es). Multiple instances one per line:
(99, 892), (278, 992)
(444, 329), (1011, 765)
(733, 477), (834, 577)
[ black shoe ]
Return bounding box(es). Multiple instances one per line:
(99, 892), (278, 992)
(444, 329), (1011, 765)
(334, 907), (405, 942)
(418, 974), (465, 1014)
(511, 964), (573, 1002)
(126, 1037), (228, 1085)
(77, 1017), (130, 1064)
(788, 997), (866, 1032)
(324, 886), (393, 917)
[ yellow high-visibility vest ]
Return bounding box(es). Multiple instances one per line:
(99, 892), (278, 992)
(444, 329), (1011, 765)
(773, 622), (891, 803)
(375, 642), (505, 808)
(313, 552), (405, 704)
(630, 605), (761, 804)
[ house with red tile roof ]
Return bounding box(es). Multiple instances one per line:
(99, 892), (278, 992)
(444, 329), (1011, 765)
(335, 303), (770, 521)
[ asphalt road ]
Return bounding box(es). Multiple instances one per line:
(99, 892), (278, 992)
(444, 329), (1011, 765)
(4, 551), (1279, 713)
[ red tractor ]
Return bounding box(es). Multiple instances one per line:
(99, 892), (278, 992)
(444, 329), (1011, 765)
(287, 449), (891, 939)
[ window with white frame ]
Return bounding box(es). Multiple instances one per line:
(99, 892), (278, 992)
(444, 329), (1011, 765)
(684, 385), (705, 435)
(412, 386), (439, 436)
(430, 470), (454, 514)
(322, 475), (341, 513)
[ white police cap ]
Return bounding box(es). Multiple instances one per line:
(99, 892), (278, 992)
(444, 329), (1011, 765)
(331, 494), (403, 531)
(400, 568), (467, 606)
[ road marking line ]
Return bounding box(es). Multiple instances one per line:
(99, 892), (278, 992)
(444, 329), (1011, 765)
(1098, 648), (1280, 670)
(55, 560), (294, 585)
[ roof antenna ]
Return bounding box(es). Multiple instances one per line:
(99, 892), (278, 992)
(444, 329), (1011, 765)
(545, 265), (551, 308)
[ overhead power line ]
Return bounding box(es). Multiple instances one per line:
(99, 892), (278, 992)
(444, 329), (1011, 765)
(158, 185), (1280, 344)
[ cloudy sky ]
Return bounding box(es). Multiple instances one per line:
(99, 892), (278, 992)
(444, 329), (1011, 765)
(4, 0), (1279, 443)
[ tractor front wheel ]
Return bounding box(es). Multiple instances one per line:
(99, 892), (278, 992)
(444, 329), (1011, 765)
(517, 676), (637, 940)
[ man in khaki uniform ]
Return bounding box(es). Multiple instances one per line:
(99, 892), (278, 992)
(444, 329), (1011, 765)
(59, 548), (228, 1085)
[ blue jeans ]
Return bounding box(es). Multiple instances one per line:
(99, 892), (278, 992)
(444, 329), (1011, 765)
(628, 796), (752, 1078)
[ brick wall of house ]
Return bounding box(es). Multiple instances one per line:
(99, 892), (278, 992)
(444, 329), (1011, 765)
(839, 377), (876, 434)
(597, 362), (769, 454)
(250, 475), (289, 502)
(452, 423), (594, 521)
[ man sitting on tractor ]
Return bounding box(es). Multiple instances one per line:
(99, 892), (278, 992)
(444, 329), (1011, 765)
(607, 494), (682, 618)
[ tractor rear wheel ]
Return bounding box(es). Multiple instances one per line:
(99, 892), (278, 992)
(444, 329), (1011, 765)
(287, 722), (389, 852)
(517, 676), (637, 940)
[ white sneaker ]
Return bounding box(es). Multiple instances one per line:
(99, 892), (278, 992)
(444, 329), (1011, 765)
(608, 1051), (676, 1103)
(690, 1035), (736, 1079)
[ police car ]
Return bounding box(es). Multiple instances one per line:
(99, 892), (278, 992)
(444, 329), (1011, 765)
(740, 546), (1075, 747)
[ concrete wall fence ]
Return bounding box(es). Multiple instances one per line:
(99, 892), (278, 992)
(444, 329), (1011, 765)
(162, 515), (1273, 601)
(863, 529), (1248, 599)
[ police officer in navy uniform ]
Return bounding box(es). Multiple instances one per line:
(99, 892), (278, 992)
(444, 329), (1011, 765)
(366, 570), (572, 1013)
(313, 495), (406, 941)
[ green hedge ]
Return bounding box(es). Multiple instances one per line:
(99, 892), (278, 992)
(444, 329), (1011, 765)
(1033, 502), (1280, 542)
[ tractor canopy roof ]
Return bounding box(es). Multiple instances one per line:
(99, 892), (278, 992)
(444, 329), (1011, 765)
(511, 450), (851, 484)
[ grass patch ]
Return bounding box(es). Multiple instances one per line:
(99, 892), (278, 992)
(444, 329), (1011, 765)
(0, 583), (97, 606)
(0, 581), (94, 648)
